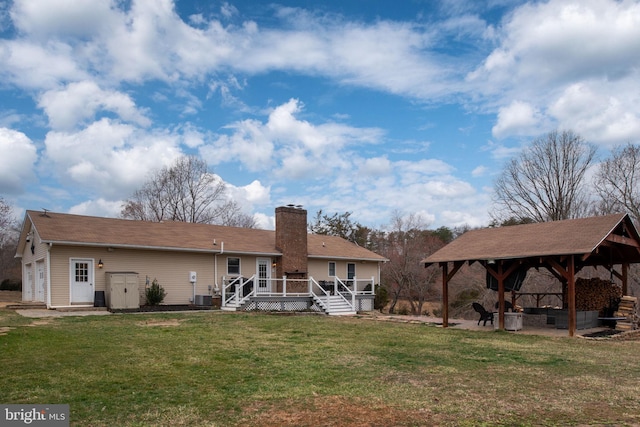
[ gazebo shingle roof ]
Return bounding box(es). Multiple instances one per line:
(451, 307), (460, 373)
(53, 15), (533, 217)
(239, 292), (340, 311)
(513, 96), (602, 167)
(424, 213), (640, 264)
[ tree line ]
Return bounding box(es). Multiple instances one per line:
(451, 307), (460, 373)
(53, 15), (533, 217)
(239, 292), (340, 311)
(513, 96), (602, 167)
(3, 130), (640, 307)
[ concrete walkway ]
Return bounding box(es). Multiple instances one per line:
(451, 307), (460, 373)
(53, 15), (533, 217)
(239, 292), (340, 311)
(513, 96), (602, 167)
(15, 308), (112, 318)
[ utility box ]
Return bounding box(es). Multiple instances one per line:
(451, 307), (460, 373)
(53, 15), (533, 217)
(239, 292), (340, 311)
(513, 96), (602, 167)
(106, 272), (140, 309)
(194, 295), (212, 306)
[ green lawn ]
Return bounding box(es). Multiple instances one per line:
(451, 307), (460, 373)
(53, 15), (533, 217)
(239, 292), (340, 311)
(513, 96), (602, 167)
(1, 309), (639, 426)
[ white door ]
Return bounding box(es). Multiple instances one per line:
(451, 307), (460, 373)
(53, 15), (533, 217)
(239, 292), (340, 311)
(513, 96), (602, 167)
(24, 264), (33, 301)
(36, 261), (45, 302)
(70, 259), (94, 303)
(256, 258), (271, 293)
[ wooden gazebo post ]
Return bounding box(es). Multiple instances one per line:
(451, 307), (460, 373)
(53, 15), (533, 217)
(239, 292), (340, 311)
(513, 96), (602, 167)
(497, 261), (505, 330)
(441, 262), (449, 328)
(567, 255), (576, 337)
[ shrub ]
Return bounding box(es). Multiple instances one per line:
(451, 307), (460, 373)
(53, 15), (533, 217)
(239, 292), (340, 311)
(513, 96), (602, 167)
(374, 285), (389, 312)
(145, 279), (166, 305)
(0, 279), (22, 291)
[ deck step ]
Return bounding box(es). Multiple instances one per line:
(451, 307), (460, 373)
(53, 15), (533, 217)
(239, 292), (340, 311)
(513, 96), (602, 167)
(6, 303), (47, 310)
(316, 295), (357, 316)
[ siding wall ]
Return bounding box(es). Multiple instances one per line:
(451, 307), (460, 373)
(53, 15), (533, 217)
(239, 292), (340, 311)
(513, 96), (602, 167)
(308, 259), (379, 285)
(22, 240), (382, 306)
(50, 246), (220, 306)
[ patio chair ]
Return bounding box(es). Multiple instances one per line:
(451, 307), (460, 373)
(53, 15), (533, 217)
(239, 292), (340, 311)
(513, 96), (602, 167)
(472, 302), (494, 326)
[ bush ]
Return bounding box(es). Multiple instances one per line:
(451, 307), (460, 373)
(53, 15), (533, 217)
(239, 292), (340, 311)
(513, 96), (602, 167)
(374, 285), (389, 312)
(397, 306), (410, 315)
(145, 279), (166, 305)
(0, 279), (22, 291)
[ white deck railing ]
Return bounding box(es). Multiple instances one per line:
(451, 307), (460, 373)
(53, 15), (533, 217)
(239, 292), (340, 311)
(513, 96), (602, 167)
(221, 275), (376, 310)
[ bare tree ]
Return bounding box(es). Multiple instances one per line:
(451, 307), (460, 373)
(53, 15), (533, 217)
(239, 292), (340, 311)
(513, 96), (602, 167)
(593, 143), (640, 224)
(121, 156), (252, 226)
(309, 210), (372, 247)
(380, 212), (444, 315)
(0, 198), (20, 286)
(492, 130), (597, 223)
(215, 200), (257, 228)
(0, 198), (14, 244)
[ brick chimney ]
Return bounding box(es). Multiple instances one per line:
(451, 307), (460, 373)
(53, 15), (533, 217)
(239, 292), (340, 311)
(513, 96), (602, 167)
(275, 205), (308, 281)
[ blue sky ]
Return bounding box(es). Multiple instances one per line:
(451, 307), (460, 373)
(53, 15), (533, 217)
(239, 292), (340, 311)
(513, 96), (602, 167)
(1, 0), (640, 230)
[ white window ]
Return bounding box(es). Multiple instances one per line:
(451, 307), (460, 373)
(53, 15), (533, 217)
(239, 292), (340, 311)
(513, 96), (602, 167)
(328, 261), (336, 277)
(347, 263), (356, 280)
(227, 257), (240, 275)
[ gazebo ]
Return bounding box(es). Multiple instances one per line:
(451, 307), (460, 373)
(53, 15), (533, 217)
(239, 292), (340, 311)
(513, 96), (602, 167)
(423, 213), (640, 336)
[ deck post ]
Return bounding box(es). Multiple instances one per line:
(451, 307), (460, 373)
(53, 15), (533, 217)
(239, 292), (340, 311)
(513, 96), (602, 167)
(283, 275), (287, 296)
(352, 276), (356, 309)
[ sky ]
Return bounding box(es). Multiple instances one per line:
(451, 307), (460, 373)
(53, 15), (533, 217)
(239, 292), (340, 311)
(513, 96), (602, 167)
(1, 0), (640, 231)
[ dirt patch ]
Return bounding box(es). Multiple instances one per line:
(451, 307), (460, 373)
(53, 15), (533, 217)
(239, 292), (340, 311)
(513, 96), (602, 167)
(239, 395), (440, 427)
(0, 291), (22, 307)
(137, 318), (183, 327)
(28, 319), (54, 327)
(0, 327), (14, 336)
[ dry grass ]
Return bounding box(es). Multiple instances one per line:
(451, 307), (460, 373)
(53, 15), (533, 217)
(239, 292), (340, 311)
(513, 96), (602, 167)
(1, 308), (639, 426)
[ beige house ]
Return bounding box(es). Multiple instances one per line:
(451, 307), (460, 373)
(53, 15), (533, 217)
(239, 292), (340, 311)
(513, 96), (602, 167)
(17, 206), (386, 315)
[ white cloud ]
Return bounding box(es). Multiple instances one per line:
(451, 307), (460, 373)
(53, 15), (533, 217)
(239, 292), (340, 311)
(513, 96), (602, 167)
(471, 0), (640, 145)
(0, 39), (88, 90)
(38, 81), (150, 130)
(549, 82), (640, 145)
(43, 118), (182, 198)
(201, 99), (383, 179)
(225, 179), (271, 207)
(0, 127), (38, 194)
(492, 100), (543, 139)
(68, 198), (123, 218)
(471, 165), (487, 177)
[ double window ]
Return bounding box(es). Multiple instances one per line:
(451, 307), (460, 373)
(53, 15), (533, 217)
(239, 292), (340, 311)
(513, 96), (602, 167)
(327, 262), (356, 279)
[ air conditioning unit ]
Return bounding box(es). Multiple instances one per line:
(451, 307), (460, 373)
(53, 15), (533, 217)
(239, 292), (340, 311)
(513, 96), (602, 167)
(194, 295), (212, 306)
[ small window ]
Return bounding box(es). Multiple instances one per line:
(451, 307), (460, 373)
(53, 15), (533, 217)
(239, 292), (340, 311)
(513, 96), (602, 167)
(328, 262), (336, 277)
(75, 262), (89, 282)
(227, 257), (240, 275)
(347, 263), (356, 280)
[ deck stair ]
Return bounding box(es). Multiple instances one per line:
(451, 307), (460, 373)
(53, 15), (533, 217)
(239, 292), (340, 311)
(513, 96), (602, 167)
(314, 294), (356, 316)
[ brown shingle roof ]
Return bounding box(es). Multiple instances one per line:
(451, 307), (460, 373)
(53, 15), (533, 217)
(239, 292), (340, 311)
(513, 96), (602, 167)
(423, 213), (640, 264)
(24, 210), (386, 261)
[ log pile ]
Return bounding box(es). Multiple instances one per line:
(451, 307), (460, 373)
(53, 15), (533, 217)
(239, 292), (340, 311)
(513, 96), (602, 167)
(615, 296), (638, 331)
(575, 278), (622, 313)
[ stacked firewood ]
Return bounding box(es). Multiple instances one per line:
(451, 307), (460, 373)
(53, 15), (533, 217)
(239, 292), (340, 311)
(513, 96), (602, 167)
(615, 296), (638, 331)
(575, 278), (623, 312)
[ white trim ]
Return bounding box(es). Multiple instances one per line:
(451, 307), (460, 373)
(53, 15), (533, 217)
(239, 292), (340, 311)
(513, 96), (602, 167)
(328, 261), (336, 277)
(256, 257), (272, 293)
(35, 260), (45, 303)
(23, 263), (33, 301)
(227, 256), (241, 275)
(69, 258), (95, 304)
(46, 244), (52, 308)
(347, 262), (356, 280)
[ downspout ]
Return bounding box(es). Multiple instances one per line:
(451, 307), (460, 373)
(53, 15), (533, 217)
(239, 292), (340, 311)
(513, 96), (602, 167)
(214, 242), (224, 294)
(46, 243), (52, 308)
